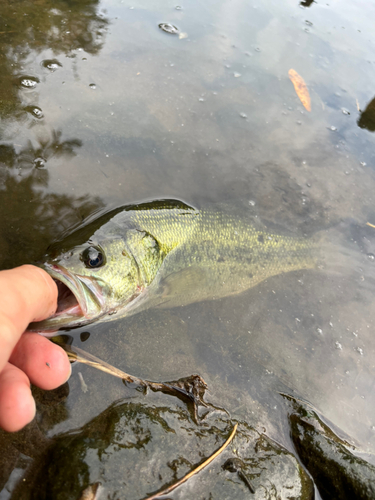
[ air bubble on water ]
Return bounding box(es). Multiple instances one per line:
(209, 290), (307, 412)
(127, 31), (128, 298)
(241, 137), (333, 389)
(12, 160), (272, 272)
(89, 83), (96, 89)
(19, 76), (39, 89)
(305, 20), (313, 26)
(25, 106), (43, 119)
(240, 112), (248, 119)
(175, 5), (182, 9)
(352, 331), (358, 337)
(360, 161), (367, 166)
(355, 347), (364, 356)
(34, 157), (46, 169)
(296, 120), (302, 125)
(345, 370), (350, 375)
(329, 321), (333, 327)
(317, 328), (323, 334)
(41, 59), (62, 71)
(329, 125), (337, 131)
(335, 341), (342, 350)
(255, 47), (261, 52)
(248, 200), (255, 206)
(198, 97), (205, 102)
(367, 253), (375, 261)
(342, 108), (350, 115)
(159, 23), (179, 34)
(234, 72), (241, 78)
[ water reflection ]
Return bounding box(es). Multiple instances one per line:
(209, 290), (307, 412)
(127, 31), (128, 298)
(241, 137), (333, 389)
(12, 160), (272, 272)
(0, 0), (109, 270)
(0, 0), (109, 120)
(1, 130), (82, 172)
(0, 134), (104, 269)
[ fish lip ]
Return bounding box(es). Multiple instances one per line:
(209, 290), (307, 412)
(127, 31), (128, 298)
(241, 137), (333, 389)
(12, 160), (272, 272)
(29, 263), (105, 331)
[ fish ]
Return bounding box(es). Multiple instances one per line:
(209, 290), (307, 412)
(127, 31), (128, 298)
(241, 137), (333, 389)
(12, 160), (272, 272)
(28, 199), (318, 333)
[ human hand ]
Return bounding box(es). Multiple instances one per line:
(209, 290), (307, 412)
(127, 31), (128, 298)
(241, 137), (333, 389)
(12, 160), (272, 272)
(0, 265), (71, 432)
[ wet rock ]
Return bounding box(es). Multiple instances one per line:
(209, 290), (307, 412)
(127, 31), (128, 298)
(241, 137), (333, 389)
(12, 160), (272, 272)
(12, 400), (313, 500)
(287, 396), (375, 499)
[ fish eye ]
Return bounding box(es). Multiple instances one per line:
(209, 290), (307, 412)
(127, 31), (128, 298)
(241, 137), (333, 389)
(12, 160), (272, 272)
(81, 246), (105, 268)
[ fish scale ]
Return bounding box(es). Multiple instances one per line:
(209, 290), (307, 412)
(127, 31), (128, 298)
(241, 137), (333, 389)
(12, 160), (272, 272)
(29, 200), (318, 332)
(121, 205), (317, 307)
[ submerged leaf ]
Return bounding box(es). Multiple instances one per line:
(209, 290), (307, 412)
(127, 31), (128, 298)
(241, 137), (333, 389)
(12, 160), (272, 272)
(288, 69), (311, 112)
(78, 482), (101, 500)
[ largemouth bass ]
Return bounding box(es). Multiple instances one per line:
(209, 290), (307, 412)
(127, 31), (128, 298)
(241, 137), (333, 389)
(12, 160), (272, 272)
(29, 200), (318, 333)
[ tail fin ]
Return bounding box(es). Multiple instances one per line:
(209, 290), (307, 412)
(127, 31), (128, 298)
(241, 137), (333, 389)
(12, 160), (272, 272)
(315, 221), (375, 283)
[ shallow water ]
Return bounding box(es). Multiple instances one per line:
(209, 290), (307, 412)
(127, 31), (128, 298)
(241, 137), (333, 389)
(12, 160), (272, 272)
(1, 0), (375, 497)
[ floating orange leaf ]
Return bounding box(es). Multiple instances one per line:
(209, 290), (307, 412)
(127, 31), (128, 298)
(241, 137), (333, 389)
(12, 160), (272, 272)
(288, 69), (311, 112)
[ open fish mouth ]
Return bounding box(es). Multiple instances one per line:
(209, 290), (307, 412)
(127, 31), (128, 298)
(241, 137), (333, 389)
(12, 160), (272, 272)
(54, 279), (82, 317)
(28, 263), (106, 334)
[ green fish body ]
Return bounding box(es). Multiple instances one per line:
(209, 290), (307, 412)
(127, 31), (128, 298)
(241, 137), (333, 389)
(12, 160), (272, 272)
(29, 200), (317, 333)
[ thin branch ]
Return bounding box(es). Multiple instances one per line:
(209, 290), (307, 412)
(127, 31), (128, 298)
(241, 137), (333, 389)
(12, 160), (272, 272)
(65, 346), (147, 387)
(144, 423), (238, 500)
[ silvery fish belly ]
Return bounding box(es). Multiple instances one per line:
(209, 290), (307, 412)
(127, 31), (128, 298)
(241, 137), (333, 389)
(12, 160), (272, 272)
(28, 200), (317, 333)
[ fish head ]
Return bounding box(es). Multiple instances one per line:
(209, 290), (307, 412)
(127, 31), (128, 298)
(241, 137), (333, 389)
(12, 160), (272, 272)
(29, 227), (165, 333)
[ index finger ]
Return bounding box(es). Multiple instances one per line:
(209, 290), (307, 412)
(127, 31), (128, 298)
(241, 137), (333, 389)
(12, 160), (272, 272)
(0, 265), (57, 372)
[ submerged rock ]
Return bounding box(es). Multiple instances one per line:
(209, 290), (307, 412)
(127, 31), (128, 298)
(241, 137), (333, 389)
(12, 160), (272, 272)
(12, 399), (313, 500)
(286, 395), (375, 499)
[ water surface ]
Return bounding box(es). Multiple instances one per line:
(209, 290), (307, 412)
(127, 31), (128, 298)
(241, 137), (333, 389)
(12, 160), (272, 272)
(1, 0), (375, 497)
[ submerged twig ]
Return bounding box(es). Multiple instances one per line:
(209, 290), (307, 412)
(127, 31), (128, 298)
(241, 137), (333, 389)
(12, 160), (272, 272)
(144, 423), (238, 500)
(60, 343), (211, 422)
(65, 346), (147, 387)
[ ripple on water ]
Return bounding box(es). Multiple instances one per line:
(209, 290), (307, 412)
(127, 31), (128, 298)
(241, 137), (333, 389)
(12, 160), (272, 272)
(18, 75), (40, 89)
(41, 59), (62, 71)
(24, 106), (44, 119)
(159, 23), (179, 34)
(34, 157), (46, 169)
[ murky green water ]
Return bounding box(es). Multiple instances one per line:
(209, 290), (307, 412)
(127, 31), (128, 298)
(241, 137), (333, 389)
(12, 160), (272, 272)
(1, 0), (375, 498)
